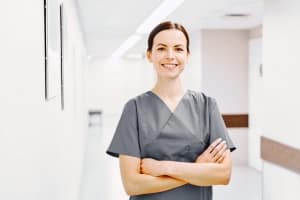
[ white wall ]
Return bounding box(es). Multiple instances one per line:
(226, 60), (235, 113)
(263, 0), (300, 199)
(248, 32), (263, 171)
(201, 30), (249, 165)
(181, 30), (202, 91)
(0, 0), (88, 200)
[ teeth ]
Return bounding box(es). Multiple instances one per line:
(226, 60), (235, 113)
(163, 64), (177, 68)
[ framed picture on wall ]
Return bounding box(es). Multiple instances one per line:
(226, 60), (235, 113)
(60, 3), (64, 110)
(44, 0), (64, 110)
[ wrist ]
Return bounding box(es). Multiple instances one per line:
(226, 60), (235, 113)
(160, 160), (172, 176)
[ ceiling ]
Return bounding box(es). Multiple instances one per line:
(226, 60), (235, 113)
(77, 0), (263, 61)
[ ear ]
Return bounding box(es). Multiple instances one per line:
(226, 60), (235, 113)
(146, 51), (152, 62)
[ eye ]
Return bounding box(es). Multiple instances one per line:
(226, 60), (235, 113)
(157, 47), (165, 51)
(175, 48), (184, 52)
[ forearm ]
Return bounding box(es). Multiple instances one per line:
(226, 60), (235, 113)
(161, 150), (232, 186)
(124, 174), (187, 196)
(119, 155), (187, 196)
(162, 161), (230, 186)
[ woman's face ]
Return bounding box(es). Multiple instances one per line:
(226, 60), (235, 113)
(147, 29), (189, 80)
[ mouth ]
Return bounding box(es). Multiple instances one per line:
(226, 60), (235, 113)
(161, 63), (178, 69)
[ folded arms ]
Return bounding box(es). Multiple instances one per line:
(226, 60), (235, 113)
(119, 138), (232, 196)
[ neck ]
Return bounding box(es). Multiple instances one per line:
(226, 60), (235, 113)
(152, 77), (186, 98)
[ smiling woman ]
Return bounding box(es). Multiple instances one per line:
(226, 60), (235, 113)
(106, 21), (236, 200)
(147, 28), (188, 80)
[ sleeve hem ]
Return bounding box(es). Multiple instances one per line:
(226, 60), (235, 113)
(229, 146), (236, 152)
(106, 150), (141, 158)
(106, 151), (119, 158)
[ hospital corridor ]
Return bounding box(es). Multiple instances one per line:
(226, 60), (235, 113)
(1, 0), (300, 200)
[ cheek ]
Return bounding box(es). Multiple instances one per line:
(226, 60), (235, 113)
(152, 54), (163, 62)
(179, 55), (188, 64)
(152, 63), (161, 72)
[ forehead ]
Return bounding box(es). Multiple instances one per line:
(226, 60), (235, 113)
(153, 29), (187, 46)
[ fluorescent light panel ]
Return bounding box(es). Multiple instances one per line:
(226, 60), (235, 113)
(136, 0), (185, 34)
(126, 53), (145, 60)
(110, 0), (184, 60)
(110, 35), (142, 61)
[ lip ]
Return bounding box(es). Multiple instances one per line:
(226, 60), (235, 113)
(161, 63), (178, 68)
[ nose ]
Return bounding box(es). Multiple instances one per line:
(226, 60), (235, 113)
(166, 49), (175, 59)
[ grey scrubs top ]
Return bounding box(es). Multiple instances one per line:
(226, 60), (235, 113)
(106, 90), (236, 200)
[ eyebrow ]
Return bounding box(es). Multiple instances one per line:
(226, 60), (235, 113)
(156, 43), (185, 47)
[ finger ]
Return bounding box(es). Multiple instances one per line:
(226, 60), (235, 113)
(210, 142), (226, 162)
(207, 138), (223, 153)
(210, 140), (226, 157)
(216, 148), (229, 163)
(216, 154), (225, 163)
(214, 143), (227, 162)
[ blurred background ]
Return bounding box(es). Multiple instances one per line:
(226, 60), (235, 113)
(1, 0), (300, 200)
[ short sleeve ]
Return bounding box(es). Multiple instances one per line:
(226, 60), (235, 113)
(209, 98), (236, 152)
(106, 99), (141, 158)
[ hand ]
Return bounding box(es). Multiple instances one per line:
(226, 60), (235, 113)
(195, 138), (227, 164)
(141, 158), (165, 177)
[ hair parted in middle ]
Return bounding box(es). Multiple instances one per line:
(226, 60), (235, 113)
(147, 21), (190, 53)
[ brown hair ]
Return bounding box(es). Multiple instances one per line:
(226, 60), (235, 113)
(147, 21), (190, 53)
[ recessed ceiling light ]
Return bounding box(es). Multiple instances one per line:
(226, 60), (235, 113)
(224, 13), (250, 17)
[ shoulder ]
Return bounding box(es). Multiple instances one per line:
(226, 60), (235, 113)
(186, 89), (216, 106)
(122, 97), (138, 114)
(123, 91), (152, 110)
(135, 91), (153, 101)
(129, 91), (156, 108)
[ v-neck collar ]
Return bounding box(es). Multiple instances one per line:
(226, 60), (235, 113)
(148, 90), (189, 114)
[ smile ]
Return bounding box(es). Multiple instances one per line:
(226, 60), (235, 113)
(161, 64), (178, 69)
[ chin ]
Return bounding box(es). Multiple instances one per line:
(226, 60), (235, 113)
(156, 68), (184, 79)
(161, 73), (181, 80)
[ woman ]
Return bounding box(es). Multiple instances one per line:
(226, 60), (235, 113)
(106, 21), (236, 200)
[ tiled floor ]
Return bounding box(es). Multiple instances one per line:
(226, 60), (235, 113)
(79, 115), (262, 200)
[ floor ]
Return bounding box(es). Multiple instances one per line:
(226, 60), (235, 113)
(79, 115), (262, 200)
